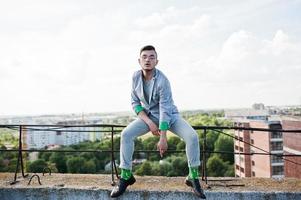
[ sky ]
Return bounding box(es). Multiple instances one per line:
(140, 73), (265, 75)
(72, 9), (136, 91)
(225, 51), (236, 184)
(0, 0), (301, 116)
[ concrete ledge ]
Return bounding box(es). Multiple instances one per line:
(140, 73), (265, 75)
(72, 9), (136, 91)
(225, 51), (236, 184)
(1, 187), (301, 200)
(1, 173), (300, 200)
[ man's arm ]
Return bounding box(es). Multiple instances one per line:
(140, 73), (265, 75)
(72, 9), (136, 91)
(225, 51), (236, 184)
(157, 130), (168, 157)
(157, 77), (174, 157)
(131, 74), (159, 136)
(137, 111), (160, 136)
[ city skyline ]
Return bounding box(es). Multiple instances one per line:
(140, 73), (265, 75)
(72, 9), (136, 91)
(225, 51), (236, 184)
(1, 0), (301, 116)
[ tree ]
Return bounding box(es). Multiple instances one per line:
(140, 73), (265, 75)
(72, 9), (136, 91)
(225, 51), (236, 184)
(206, 155), (228, 177)
(0, 157), (6, 172)
(39, 152), (52, 161)
(27, 159), (47, 173)
(82, 159), (96, 173)
(151, 161), (173, 176)
(49, 152), (67, 173)
(166, 155), (188, 176)
(66, 156), (85, 173)
(167, 136), (181, 150)
(214, 134), (234, 164)
(135, 161), (153, 176)
(176, 140), (185, 151)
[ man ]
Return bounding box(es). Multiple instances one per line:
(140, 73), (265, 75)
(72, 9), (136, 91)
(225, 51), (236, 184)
(110, 45), (206, 199)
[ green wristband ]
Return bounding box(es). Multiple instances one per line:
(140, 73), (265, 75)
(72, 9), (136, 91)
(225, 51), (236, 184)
(159, 121), (169, 131)
(134, 105), (144, 114)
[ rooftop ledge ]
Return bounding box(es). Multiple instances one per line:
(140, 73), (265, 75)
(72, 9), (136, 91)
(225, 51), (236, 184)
(1, 173), (301, 200)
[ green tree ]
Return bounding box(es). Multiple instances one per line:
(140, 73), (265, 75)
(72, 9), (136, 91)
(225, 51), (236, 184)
(167, 136), (181, 150)
(214, 134), (234, 164)
(135, 161), (153, 176)
(166, 155), (188, 176)
(176, 140), (185, 150)
(27, 159), (47, 173)
(206, 155), (228, 177)
(66, 156), (85, 173)
(142, 136), (160, 161)
(0, 157), (6, 172)
(49, 152), (67, 173)
(82, 159), (96, 173)
(225, 163), (235, 177)
(39, 152), (52, 161)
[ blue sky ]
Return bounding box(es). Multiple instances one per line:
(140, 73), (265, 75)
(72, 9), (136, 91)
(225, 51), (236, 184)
(0, 0), (300, 115)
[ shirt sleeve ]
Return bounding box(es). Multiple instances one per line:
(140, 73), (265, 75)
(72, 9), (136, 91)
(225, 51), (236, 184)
(131, 74), (144, 115)
(158, 78), (173, 131)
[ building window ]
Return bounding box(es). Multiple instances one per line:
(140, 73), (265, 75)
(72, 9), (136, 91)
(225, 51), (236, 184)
(271, 131), (282, 139)
(239, 137), (243, 141)
(272, 166), (284, 175)
(240, 167), (245, 173)
(235, 145), (239, 150)
(236, 165), (240, 170)
(271, 155), (283, 163)
(251, 139), (254, 144)
(252, 160), (255, 166)
(240, 147), (244, 152)
(271, 141), (283, 151)
(252, 171), (255, 176)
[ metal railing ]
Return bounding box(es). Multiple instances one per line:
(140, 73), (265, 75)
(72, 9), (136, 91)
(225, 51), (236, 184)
(0, 124), (301, 186)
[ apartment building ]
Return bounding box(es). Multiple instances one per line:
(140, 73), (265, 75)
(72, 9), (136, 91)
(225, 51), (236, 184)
(234, 117), (301, 178)
(281, 117), (301, 178)
(234, 119), (284, 178)
(26, 120), (104, 149)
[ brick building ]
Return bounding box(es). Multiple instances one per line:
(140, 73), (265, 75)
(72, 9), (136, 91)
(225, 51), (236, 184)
(234, 117), (301, 178)
(281, 117), (301, 178)
(234, 120), (284, 178)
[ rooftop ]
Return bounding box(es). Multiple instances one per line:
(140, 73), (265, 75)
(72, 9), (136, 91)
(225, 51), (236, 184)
(1, 173), (301, 200)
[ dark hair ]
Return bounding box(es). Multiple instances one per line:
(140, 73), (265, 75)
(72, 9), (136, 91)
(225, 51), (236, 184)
(140, 45), (157, 57)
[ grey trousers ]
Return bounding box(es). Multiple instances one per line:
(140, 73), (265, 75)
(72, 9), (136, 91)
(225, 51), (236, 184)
(119, 116), (200, 170)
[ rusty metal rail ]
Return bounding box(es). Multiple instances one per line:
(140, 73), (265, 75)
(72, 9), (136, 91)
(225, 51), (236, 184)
(0, 124), (301, 186)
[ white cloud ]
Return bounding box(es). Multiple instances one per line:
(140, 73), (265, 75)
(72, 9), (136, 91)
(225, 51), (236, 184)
(0, 1), (301, 115)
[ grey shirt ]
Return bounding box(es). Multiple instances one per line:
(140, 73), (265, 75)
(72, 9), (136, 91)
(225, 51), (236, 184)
(143, 79), (152, 104)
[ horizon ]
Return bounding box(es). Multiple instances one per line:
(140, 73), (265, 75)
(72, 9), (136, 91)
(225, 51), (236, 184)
(1, 103), (300, 118)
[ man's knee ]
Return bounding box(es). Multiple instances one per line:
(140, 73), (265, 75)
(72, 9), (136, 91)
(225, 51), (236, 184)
(121, 129), (136, 142)
(185, 132), (199, 144)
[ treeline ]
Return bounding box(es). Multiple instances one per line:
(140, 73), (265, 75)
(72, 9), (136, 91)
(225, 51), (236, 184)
(0, 130), (19, 172)
(26, 113), (235, 177)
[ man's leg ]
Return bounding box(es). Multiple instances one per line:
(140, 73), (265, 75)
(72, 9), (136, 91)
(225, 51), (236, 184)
(119, 118), (150, 170)
(169, 117), (200, 168)
(111, 118), (150, 198)
(170, 117), (206, 199)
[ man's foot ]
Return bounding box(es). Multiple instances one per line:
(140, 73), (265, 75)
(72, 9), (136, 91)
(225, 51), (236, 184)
(185, 177), (206, 199)
(110, 175), (136, 198)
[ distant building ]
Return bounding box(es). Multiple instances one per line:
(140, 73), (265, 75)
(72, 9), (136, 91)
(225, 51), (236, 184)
(281, 117), (301, 179)
(225, 108), (269, 121)
(252, 103), (265, 110)
(26, 120), (105, 149)
(234, 116), (301, 179)
(234, 119), (284, 178)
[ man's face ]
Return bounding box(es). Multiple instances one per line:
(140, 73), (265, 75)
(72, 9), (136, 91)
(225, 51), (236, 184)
(138, 50), (158, 71)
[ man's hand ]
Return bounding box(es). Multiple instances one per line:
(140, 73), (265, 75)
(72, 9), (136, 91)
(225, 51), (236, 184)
(157, 131), (168, 157)
(147, 120), (160, 136)
(137, 111), (160, 136)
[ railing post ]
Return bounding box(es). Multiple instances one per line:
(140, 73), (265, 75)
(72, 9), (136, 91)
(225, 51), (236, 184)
(201, 127), (208, 184)
(11, 125), (28, 185)
(20, 125), (27, 178)
(110, 126), (119, 186)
